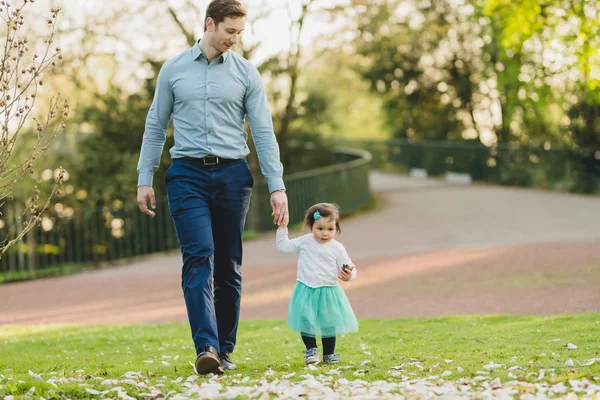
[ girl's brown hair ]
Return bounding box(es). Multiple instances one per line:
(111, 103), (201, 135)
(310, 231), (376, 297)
(204, 0), (247, 32)
(304, 203), (341, 234)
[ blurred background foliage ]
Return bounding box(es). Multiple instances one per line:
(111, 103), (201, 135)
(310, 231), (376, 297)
(2, 0), (599, 260)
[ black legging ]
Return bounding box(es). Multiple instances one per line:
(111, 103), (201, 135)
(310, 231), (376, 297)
(301, 334), (336, 355)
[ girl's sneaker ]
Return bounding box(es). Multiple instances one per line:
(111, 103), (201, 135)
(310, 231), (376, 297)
(303, 347), (320, 365)
(323, 353), (340, 363)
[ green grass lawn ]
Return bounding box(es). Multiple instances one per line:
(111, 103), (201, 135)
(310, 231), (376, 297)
(1, 315), (599, 399)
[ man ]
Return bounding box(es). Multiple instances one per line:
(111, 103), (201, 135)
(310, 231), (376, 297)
(136, 0), (289, 375)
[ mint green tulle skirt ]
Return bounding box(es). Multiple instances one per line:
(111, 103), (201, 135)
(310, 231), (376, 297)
(287, 281), (358, 338)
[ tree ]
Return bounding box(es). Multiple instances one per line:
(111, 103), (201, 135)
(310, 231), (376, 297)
(257, 0), (319, 165)
(349, 0), (468, 141)
(344, 0), (574, 146)
(483, 0), (600, 149)
(72, 84), (169, 205)
(0, 1), (68, 256)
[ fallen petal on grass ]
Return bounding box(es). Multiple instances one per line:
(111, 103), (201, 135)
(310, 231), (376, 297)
(483, 361), (503, 370)
(28, 371), (43, 382)
(490, 377), (502, 389)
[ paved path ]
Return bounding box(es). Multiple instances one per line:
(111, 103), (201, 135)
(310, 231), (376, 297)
(1, 172), (599, 324)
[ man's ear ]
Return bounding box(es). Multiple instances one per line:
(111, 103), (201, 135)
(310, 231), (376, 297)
(206, 17), (215, 32)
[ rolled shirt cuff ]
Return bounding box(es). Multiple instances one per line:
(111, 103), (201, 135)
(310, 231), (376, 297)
(138, 173), (154, 187)
(266, 176), (285, 193)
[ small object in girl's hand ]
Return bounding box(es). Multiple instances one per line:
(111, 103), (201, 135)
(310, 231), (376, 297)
(341, 264), (352, 273)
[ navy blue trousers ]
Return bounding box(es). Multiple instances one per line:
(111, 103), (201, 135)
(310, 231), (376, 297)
(165, 158), (253, 355)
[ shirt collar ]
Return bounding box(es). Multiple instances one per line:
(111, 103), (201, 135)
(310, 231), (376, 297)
(192, 40), (230, 63)
(222, 49), (230, 62)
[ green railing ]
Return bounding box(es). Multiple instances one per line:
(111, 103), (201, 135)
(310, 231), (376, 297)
(246, 147), (372, 232)
(339, 138), (600, 194)
(0, 147), (372, 281)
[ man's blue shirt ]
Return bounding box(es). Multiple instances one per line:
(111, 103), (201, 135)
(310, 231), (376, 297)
(137, 43), (284, 192)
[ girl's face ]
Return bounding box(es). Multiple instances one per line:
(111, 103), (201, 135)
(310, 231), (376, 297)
(311, 217), (337, 243)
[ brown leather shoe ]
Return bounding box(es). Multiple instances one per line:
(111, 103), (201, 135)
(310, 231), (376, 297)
(219, 352), (237, 370)
(194, 345), (223, 375)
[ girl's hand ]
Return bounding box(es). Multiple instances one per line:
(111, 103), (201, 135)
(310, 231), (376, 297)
(338, 265), (354, 281)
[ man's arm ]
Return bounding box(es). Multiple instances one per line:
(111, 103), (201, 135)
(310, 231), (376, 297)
(245, 65), (288, 225)
(136, 64), (173, 216)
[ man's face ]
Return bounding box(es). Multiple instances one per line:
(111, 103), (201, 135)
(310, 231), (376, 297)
(208, 16), (246, 53)
(311, 217), (337, 244)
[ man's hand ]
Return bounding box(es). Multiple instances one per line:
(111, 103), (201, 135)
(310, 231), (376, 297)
(270, 190), (288, 226)
(137, 186), (156, 217)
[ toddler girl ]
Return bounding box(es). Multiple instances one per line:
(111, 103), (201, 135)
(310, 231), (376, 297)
(276, 202), (358, 364)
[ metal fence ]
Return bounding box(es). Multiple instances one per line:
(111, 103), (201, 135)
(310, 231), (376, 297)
(339, 138), (600, 194)
(0, 147), (372, 281)
(246, 147), (372, 232)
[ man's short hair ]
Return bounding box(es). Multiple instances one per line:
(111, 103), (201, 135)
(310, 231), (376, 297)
(204, 0), (247, 31)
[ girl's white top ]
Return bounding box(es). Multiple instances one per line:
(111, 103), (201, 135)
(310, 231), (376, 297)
(276, 227), (357, 288)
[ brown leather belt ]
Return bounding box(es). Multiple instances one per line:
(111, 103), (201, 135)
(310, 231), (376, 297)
(181, 155), (238, 166)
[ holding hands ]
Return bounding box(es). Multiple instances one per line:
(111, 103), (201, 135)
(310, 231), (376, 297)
(271, 190), (289, 227)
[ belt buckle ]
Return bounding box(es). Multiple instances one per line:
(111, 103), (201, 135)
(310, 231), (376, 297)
(203, 156), (219, 166)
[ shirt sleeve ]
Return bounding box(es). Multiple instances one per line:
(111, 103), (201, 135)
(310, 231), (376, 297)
(336, 243), (357, 282)
(276, 227), (305, 254)
(137, 63), (173, 187)
(244, 65), (285, 193)
(349, 267), (357, 281)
